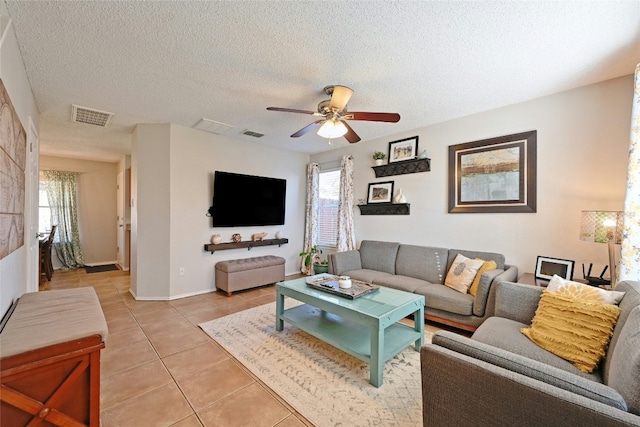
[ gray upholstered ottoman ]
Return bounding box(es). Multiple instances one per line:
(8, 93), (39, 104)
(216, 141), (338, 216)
(215, 255), (285, 296)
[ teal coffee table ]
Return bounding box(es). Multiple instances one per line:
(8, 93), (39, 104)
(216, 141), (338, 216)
(275, 275), (424, 387)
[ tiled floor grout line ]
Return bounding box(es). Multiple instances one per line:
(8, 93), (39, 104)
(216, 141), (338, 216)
(45, 271), (313, 426)
(125, 290), (204, 425)
(98, 282), (208, 426)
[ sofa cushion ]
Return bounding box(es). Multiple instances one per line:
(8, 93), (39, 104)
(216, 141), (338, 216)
(547, 275), (625, 304)
(372, 275), (430, 294)
(341, 269), (393, 284)
(358, 240), (400, 274)
(469, 260), (497, 296)
(521, 291), (620, 373)
(473, 316), (602, 382)
(447, 249), (505, 271)
(606, 306), (640, 415)
(444, 254), (484, 293)
(433, 330), (628, 411)
(0, 288), (108, 358)
(395, 244), (448, 284)
(414, 283), (473, 316)
(495, 281), (543, 324)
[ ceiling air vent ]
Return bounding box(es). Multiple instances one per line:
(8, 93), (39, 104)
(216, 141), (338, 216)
(193, 118), (234, 134)
(71, 104), (114, 127)
(241, 129), (264, 138)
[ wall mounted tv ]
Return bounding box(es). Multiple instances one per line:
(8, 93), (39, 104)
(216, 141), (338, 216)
(211, 171), (286, 227)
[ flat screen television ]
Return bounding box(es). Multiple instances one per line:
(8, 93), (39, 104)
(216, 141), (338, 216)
(211, 171), (286, 227)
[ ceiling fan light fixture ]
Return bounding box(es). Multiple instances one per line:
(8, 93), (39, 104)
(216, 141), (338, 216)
(317, 119), (347, 139)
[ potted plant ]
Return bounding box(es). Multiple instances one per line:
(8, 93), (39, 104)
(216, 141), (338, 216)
(299, 245), (322, 275)
(313, 259), (329, 274)
(373, 151), (386, 166)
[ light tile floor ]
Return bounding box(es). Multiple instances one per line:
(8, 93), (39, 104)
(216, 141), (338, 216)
(40, 268), (446, 427)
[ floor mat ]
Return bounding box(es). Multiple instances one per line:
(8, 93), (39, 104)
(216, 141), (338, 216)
(85, 264), (120, 273)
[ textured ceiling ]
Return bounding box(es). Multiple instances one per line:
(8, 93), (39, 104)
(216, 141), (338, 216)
(4, 1), (640, 162)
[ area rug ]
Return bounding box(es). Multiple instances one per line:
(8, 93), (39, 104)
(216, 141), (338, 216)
(199, 300), (432, 427)
(84, 264), (119, 273)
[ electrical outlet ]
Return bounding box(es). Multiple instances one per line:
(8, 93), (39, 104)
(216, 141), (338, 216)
(179, 267), (185, 276)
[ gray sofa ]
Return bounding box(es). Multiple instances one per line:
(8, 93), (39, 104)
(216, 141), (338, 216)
(327, 240), (517, 331)
(421, 280), (640, 427)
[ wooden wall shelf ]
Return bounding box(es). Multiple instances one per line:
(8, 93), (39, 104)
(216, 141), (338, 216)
(372, 157), (431, 178)
(357, 203), (410, 215)
(204, 238), (288, 253)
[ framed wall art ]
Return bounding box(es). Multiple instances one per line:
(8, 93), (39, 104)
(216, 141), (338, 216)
(0, 79), (27, 260)
(388, 136), (419, 163)
(535, 256), (575, 281)
(448, 130), (536, 213)
(367, 181), (394, 204)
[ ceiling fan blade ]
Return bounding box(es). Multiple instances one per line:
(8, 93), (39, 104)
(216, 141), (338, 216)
(328, 85), (354, 112)
(346, 112), (401, 123)
(267, 107), (316, 115)
(291, 120), (324, 138)
(342, 121), (361, 144)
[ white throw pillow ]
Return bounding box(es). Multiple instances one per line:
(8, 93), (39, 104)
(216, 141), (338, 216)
(445, 254), (485, 293)
(547, 275), (625, 305)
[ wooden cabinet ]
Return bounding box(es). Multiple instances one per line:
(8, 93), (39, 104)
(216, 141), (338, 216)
(0, 288), (107, 427)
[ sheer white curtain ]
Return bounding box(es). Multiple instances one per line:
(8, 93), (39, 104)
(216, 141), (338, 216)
(301, 163), (319, 274)
(336, 155), (356, 251)
(619, 63), (640, 282)
(43, 170), (84, 269)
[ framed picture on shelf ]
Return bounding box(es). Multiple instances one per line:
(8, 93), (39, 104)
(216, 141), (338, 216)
(535, 256), (575, 281)
(367, 181), (394, 204)
(388, 136), (419, 163)
(448, 130), (537, 213)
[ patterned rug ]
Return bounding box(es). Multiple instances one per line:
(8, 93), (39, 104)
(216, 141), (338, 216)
(199, 300), (432, 427)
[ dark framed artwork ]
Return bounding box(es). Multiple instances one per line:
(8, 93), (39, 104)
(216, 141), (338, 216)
(388, 136), (419, 163)
(367, 181), (394, 204)
(448, 130), (536, 213)
(535, 256), (575, 281)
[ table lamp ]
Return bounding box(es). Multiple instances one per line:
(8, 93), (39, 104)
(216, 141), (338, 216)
(579, 210), (623, 286)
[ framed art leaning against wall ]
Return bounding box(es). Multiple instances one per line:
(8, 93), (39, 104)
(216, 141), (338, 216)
(367, 181), (394, 203)
(388, 136), (418, 163)
(535, 256), (575, 281)
(448, 130), (537, 213)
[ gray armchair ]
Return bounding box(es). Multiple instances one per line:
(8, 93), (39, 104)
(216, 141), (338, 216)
(420, 280), (640, 427)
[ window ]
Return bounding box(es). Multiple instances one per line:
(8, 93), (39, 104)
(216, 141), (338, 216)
(318, 169), (341, 247)
(38, 175), (52, 233)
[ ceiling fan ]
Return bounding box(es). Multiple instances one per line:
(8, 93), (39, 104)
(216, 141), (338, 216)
(266, 85), (400, 143)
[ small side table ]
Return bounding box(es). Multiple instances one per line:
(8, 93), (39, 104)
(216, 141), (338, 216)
(517, 273), (589, 287)
(517, 273), (550, 287)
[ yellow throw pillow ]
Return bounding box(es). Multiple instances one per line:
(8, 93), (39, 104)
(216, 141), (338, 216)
(547, 275), (625, 305)
(521, 290), (621, 373)
(469, 260), (497, 296)
(444, 254), (485, 294)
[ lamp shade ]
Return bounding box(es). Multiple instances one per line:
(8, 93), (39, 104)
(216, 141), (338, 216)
(579, 211), (623, 244)
(317, 119), (348, 139)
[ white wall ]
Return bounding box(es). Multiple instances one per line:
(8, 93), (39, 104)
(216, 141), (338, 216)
(117, 156), (131, 270)
(40, 156), (118, 266)
(131, 124), (172, 299)
(131, 123), (309, 299)
(311, 75), (632, 280)
(0, 6), (39, 317)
